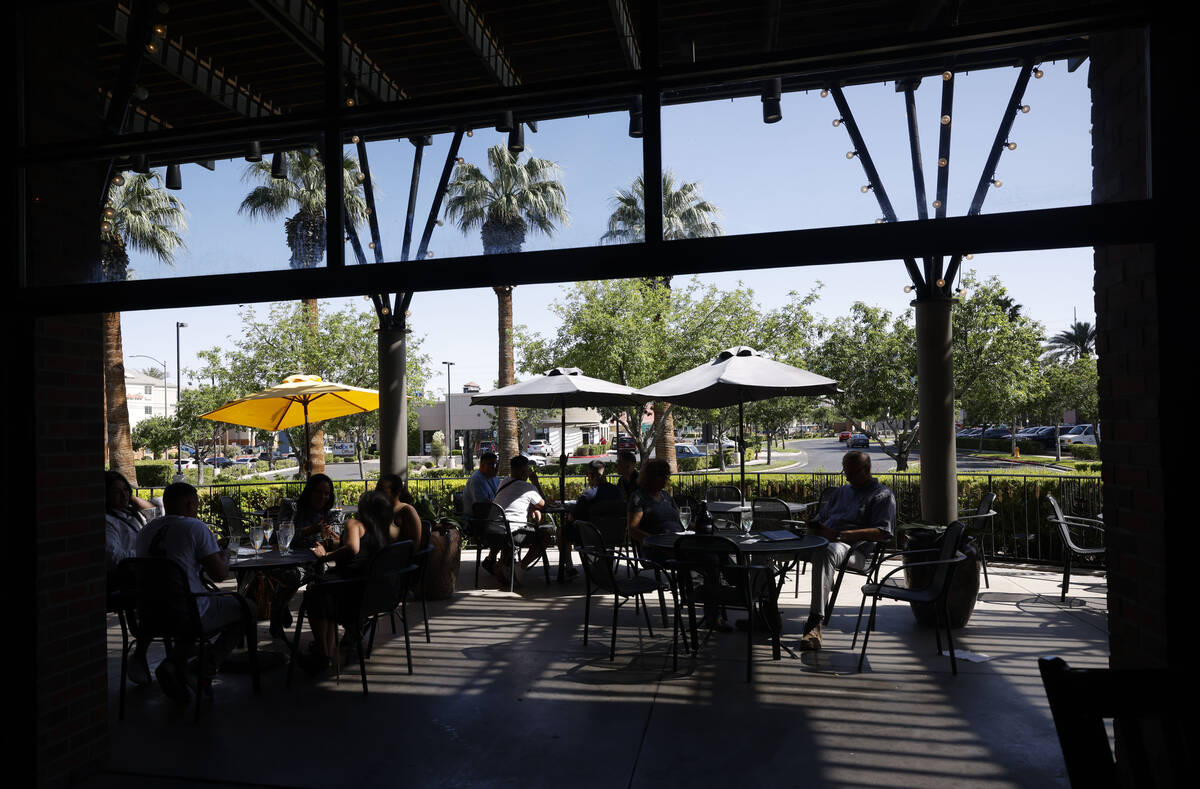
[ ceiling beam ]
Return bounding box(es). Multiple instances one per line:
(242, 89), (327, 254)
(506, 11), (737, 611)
(247, 0), (407, 103)
(438, 0), (521, 88)
(106, 4), (281, 120)
(609, 0), (641, 70)
(28, 201), (1153, 316)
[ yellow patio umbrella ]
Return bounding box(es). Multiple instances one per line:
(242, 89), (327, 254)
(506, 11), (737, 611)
(200, 374), (379, 477)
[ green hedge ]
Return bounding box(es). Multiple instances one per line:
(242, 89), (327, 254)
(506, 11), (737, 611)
(135, 461), (175, 487)
(573, 444), (606, 456)
(1067, 443), (1099, 459)
(957, 437), (1044, 455)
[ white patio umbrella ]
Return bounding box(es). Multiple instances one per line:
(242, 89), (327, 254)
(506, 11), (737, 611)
(637, 346), (839, 495)
(470, 367), (647, 503)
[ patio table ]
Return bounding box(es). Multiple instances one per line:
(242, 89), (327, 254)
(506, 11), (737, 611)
(642, 531), (828, 598)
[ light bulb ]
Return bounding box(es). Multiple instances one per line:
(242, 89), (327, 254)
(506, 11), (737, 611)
(153, 23), (166, 36)
(145, 42), (158, 53)
(345, 97), (355, 107)
(992, 178), (1002, 188)
(1006, 141), (1017, 150)
(100, 220), (112, 232)
(875, 218), (884, 224)
(381, 306), (390, 315)
(466, 129), (474, 137)
(942, 71), (953, 81)
(936, 278), (946, 288)
(938, 157), (947, 167)
(368, 241), (375, 249)
(846, 151), (856, 159)
(111, 174), (124, 186)
(1020, 104), (1030, 113)
(860, 184), (871, 193)
(932, 199), (942, 208)
(820, 89), (828, 97)
(903, 285), (913, 293)
(356, 172), (365, 182)
(965, 253), (974, 259)
(456, 157), (464, 164)
(832, 118), (842, 127)
(352, 135), (360, 143)
(956, 288), (966, 296)
(103, 207), (115, 218)
(940, 114), (951, 125)
(1034, 68), (1044, 79)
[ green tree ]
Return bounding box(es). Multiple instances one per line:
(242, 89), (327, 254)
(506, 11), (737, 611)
(1045, 320), (1096, 362)
(444, 145), (568, 472)
(173, 386), (240, 485)
(518, 277), (758, 463)
(101, 171), (187, 483)
(238, 150), (370, 473)
(1030, 357), (1099, 459)
(811, 303), (921, 470)
(130, 415), (176, 460)
(599, 171), (723, 470)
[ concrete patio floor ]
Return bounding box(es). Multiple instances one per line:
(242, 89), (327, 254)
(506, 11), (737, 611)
(86, 553), (1108, 788)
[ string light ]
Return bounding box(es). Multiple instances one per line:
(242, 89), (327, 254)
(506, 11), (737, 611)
(345, 97), (356, 107)
(942, 71), (953, 81)
(938, 157), (948, 167)
(1020, 104), (1031, 113)
(820, 89), (828, 98)
(936, 278), (946, 288)
(456, 157), (465, 164)
(932, 199), (942, 208)
(860, 184), (872, 193)
(103, 206), (115, 219)
(903, 285), (914, 293)
(355, 172), (366, 182)
(111, 174), (125, 186)
(1005, 141), (1017, 150)
(368, 241), (375, 249)
(940, 114), (951, 125)
(832, 118), (842, 127)
(875, 218), (884, 224)
(145, 41), (158, 54)
(1034, 67), (1044, 79)
(153, 23), (166, 36)
(351, 135), (360, 143)
(466, 129), (474, 137)
(965, 253), (974, 260)
(100, 220), (112, 232)
(846, 151), (857, 159)
(991, 178), (1002, 187)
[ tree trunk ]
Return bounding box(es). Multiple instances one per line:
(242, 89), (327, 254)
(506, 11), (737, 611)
(103, 312), (138, 484)
(495, 285), (518, 474)
(654, 406), (677, 473)
(301, 297), (326, 475)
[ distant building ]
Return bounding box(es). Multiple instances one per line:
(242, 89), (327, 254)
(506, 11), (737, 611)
(124, 371), (177, 429)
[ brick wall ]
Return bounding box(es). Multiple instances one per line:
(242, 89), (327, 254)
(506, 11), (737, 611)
(36, 315), (107, 786)
(1091, 25), (1181, 673)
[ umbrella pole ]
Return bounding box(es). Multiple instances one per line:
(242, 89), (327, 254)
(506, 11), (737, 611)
(303, 399), (312, 480)
(739, 400), (746, 500)
(560, 408), (567, 506)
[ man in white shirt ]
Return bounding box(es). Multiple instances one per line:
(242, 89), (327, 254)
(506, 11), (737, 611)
(490, 455), (547, 586)
(135, 482), (255, 702)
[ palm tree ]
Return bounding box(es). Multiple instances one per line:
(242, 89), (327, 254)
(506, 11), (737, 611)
(101, 172), (187, 484)
(239, 150), (369, 474)
(601, 171), (722, 470)
(1046, 321), (1096, 362)
(444, 145), (568, 471)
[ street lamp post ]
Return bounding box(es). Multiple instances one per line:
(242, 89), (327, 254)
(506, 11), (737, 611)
(443, 361), (455, 468)
(129, 354), (168, 422)
(175, 321), (187, 475)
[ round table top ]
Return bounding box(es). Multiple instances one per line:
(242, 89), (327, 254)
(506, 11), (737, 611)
(642, 531), (828, 555)
(229, 547), (317, 571)
(704, 501), (809, 517)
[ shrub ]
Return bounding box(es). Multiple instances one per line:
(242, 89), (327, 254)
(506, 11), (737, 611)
(135, 461), (175, 487)
(956, 437), (1044, 455)
(707, 450), (739, 469)
(1067, 443), (1099, 459)
(573, 444), (605, 456)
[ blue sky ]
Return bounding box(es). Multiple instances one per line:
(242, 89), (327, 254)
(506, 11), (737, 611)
(121, 60), (1093, 395)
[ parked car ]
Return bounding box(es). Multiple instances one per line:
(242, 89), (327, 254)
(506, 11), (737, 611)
(838, 430), (852, 442)
(1060, 424), (1098, 446)
(848, 433), (870, 448)
(675, 443), (704, 459)
(203, 456), (234, 468)
(526, 439), (554, 457)
(475, 441), (497, 456)
(173, 458), (197, 470)
(615, 434), (638, 452)
(520, 452), (548, 467)
(982, 427), (1012, 440)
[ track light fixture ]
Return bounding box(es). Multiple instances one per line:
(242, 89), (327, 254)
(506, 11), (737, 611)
(761, 78), (782, 124)
(628, 95), (643, 138)
(507, 123), (524, 153)
(496, 111), (514, 133)
(245, 141), (262, 162)
(270, 151), (286, 179)
(132, 154), (150, 174)
(166, 163), (182, 190)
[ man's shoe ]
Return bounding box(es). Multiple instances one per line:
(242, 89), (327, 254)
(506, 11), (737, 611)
(482, 557), (496, 574)
(155, 661), (192, 704)
(799, 628), (822, 651)
(127, 654), (151, 686)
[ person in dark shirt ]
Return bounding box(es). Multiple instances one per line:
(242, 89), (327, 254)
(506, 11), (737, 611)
(627, 459), (684, 543)
(615, 450), (639, 500)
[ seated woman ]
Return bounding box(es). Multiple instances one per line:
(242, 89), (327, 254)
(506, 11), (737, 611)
(105, 470), (157, 686)
(627, 459), (684, 545)
(296, 490), (393, 674)
(268, 473), (337, 638)
(375, 473), (424, 547)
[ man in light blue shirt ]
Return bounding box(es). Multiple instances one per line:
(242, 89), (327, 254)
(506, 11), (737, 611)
(463, 451), (500, 513)
(802, 450), (896, 650)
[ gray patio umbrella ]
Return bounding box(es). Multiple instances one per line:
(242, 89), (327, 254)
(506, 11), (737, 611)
(637, 346), (839, 495)
(470, 367), (647, 504)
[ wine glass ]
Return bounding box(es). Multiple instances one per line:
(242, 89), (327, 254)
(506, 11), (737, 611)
(262, 517), (275, 550)
(249, 525), (265, 556)
(226, 534), (242, 564)
(678, 506), (691, 530)
(741, 516), (754, 535)
(277, 519), (294, 556)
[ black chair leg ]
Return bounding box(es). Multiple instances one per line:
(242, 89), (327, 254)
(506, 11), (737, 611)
(401, 598), (413, 675)
(610, 595), (620, 660)
(640, 593), (654, 638)
(980, 552), (990, 589)
(420, 587), (431, 644)
(745, 592), (754, 683)
(851, 592), (870, 649)
(194, 641), (206, 722)
(117, 611), (129, 722)
(356, 631), (368, 696)
(474, 543), (482, 588)
(823, 565), (847, 626)
(246, 615), (261, 693)
(1061, 556), (1072, 603)
(582, 587), (592, 646)
(943, 598), (958, 675)
(287, 603), (307, 689)
(858, 597), (878, 672)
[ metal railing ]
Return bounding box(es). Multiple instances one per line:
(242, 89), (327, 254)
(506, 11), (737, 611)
(147, 470), (1102, 566)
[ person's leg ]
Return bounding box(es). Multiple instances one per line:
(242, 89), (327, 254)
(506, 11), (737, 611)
(804, 542), (850, 642)
(199, 595), (258, 675)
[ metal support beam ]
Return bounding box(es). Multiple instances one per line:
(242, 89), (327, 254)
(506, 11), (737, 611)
(401, 139), (426, 263)
(107, 5), (281, 120)
(322, 0), (344, 270)
(641, 0), (663, 245)
(609, 0), (642, 70)
(415, 128), (466, 263)
(100, 0), (152, 208)
(914, 297), (957, 523)
(439, 0), (521, 88)
(830, 86), (924, 291)
(247, 0), (406, 103)
(902, 82), (928, 221)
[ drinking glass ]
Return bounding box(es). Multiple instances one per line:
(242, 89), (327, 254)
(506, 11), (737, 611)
(262, 517), (275, 547)
(741, 517), (754, 535)
(277, 523), (294, 555)
(249, 525), (265, 556)
(226, 534), (241, 564)
(678, 506), (691, 530)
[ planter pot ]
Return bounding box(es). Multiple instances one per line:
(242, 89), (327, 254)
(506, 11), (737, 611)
(901, 526), (980, 629)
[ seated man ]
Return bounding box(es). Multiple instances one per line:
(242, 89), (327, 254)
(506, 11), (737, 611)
(135, 482), (256, 702)
(464, 451), (502, 571)
(561, 459), (623, 580)
(490, 455), (547, 587)
(800, 450), (895, 651)
(614, 450), (639, 500)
